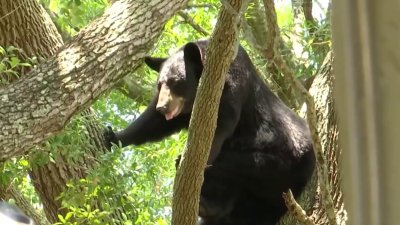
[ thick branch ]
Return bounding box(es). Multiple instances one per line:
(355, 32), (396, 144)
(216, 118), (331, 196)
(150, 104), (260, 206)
(0, 0), (189, 161)
(263, 0), (338, 225)
(172, 0), (249, 224)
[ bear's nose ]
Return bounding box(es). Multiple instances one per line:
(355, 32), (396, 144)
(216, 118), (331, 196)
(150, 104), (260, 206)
(156, 105), (168, 114)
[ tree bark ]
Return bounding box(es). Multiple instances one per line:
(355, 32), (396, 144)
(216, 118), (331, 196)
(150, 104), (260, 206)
(308, 53), (346, 225)
(0, 0), (105, 223)
(28, 109), (111, 223)
(0, 1), (63, 60)
(277, 52), (346, 225)
(0, 0), (188, 223)
(0, 0), (189, 162)
(0, 0), (65, 223)
(172, 1), (249, 224)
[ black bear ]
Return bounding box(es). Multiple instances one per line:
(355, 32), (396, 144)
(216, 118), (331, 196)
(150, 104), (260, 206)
(105, 40), (315, 225)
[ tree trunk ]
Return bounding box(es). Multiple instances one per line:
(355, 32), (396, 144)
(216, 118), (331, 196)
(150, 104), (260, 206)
(1, 0), (64, 223)
(0, 0), (189, 161)
(172, 1), (249, 224)
(28, 110), (113, 223)
(0, 0), (188, 223)
(277, 52), (346, 225)
(0, 1), (63, 60)
(0, 0), (111, 223)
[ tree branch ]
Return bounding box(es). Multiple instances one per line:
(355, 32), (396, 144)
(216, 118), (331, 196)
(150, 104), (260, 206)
(178, 11), (210, 36)
(172, 0), (249, 224)
(302, 0), (316, 32)
(262, 0), (338, 225)
(115, 76), (151, 104)
(186, 4), (215, 9)
(282, 190), (316, 225)
(0, 0), (189, 161)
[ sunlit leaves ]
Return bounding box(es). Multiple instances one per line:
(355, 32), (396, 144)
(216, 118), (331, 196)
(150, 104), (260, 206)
(41, 0), (108, 36)
(0, 46), (36, 85)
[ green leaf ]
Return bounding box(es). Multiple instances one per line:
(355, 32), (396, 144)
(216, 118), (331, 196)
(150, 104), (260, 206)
(65, 212), (73, 221)
(0, 46), (5, 55)
(10, 57), (20, 68)
(58, 214), (66, 223)
(18, 62), (32, 67)
(19, 159), (29, 167)
(0, 62), (5, 72)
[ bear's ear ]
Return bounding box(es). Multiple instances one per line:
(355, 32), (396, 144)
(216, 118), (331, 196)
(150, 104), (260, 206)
(183, 42), (203, 79)
(144, 57), (166, 72)
(183, 42), (203, 77)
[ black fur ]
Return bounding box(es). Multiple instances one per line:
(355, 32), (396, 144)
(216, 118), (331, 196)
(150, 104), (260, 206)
(105, 40), (315, 225)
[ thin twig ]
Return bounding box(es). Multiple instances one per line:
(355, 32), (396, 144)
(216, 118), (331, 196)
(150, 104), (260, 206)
(262, 0), (338, 225)
(282, 190), (316, 225)
(186, 4), (216, 9)
(178, 11), (210, 36)
(0, 1), (27, 21)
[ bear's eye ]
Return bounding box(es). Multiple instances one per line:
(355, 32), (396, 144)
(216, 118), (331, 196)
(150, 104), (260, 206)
(167, 78), (178, 87)
(167, 78), (186, 96)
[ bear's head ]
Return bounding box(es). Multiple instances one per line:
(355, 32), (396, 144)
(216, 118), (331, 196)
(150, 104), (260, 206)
(144, 42), (204, 120)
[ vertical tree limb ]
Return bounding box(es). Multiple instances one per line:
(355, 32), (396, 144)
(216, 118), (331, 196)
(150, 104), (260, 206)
(171, 0), (249, 224)
(263, 0), (338, 225)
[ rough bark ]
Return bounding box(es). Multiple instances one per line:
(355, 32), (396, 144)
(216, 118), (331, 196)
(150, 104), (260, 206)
(308, 53), (346, 225)
(0, 0), (189, 161)
(0, 0), (65, 223)
(0, 1), (63, 60)
(0, 0), (188, 222)
(277, 52), (346, 225)
(172, 1), (249, 224)
(28, 109), (108, 223)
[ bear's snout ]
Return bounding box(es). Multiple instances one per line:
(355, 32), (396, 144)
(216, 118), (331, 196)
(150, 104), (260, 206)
(156, 105), (168, 114)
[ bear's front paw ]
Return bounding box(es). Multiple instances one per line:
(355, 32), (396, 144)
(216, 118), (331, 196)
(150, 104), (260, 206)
(104, 126), (118, 150)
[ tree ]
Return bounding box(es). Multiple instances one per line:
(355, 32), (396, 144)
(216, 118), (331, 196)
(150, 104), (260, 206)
(0, 0), (189, 160)
(0, 0), (345, 224)
(0, 0), (189, 224)
(172, 1), (249, 224)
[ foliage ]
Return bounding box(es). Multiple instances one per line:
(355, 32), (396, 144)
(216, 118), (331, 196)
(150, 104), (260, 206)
(2, 0), (331, 224)
(39, 0), (108, 36)
(55, 118), (186, 224)
(0, 46), (37, 85)
(0, 156), (40, 206)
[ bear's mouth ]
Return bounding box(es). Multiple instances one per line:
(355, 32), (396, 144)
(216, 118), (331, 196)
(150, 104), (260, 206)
(164, 99), (184, 120)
